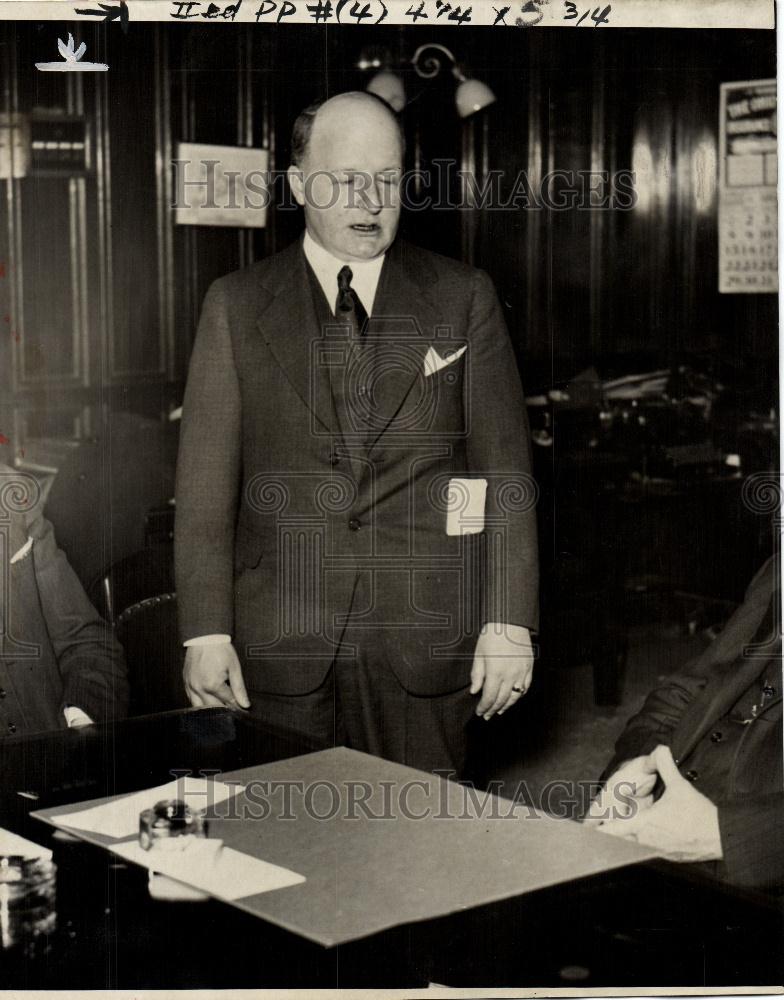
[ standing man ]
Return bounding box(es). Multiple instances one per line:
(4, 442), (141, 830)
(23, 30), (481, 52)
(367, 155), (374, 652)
(175, 92), (538, 775)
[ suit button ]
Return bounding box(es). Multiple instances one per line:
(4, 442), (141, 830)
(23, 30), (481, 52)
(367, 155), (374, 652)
(349, 518), (362, 532)
(8, 722), (16, 734)
(763, 683), (776, 697)
(0, 689), (6, 699)
(710, 731), (723, 743)
(685, 769), (698, 782)
(330, 454), (340, 466)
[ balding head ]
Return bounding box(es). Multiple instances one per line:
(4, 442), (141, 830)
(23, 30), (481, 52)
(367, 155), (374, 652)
(291, 92), (404, 168)
(287, 91), (404, 262)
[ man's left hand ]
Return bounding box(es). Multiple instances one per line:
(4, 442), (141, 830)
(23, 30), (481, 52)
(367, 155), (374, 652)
(470, 623), (535, 719)
(595, 744), (723, 862)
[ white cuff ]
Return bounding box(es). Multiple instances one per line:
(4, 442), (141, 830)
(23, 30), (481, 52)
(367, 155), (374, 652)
(64, 706), (93, 728)
(184, 634), (232, 647)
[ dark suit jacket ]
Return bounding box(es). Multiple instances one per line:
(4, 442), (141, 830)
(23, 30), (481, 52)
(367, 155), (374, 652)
(0, 476), (128, 737)
(605, 557), (782, 892)
(175, 237), (538, 696)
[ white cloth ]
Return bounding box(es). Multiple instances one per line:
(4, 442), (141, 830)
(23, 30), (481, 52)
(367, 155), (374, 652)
(184, 634), (231, 647)
(9, 535), (33, 564)
(302, 230), (384, 317)
(423, 344), (467, 377)
(64, 706), (93, 727)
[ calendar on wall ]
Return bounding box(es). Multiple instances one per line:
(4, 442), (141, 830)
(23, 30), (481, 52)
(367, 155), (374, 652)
(718, 79), (777, 294)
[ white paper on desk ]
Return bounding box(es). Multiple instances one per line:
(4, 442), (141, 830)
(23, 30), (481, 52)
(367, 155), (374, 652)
(52, 777), (245, 840)
(110, 839), (305, 900)
(0, 827), (52, 861)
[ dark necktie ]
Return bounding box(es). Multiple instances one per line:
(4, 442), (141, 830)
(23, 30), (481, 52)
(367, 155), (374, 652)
(337, 265), (368, 339)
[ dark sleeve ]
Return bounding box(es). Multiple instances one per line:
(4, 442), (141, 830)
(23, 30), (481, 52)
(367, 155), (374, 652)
(175, 279), (242, 641)
(717, 793), (784, 891)
(603, 666), (707, 779)
(464, 269), (539, 633)
(603, 558), (776, 779)
(31, 515), (128, 722)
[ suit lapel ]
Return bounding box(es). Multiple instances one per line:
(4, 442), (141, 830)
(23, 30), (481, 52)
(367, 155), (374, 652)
(256, 240), (336, 435)
(362, 240), (441, 457)
(256, 237), (444, 474)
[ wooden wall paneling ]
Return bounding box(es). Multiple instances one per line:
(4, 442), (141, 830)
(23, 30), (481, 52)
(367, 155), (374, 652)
(180, 27), (244, 316)
(589, 36), (607, 357)
(154, 25), (176, 383)
(69, 67), (90, 392)
(674, 65), (712, 357)
(6, 29), (24, 399)
(254, 27), (276, 257)
(468, 31), (537, 367)
(0, 23), (14, 462)
(17, 177), (80, 386)
(13, 32), (90, 399)
(460, 116), (475, 266)
(93, 33), (112, 401)
(523, 34), (546, 365)
(105, 27), (164, 382)
(169, 28), (198, 351)
(618, 67), (675, 356)
(236, 24), (254, 271)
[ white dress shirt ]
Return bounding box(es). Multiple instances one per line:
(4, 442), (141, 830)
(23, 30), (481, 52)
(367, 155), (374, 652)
(302, 230), (384, 317)
(184, 230), (387, 649)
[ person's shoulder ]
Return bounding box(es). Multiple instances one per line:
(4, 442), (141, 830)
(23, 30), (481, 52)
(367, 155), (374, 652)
(206, 240), (303, 303)
(395, 239), (483, 285)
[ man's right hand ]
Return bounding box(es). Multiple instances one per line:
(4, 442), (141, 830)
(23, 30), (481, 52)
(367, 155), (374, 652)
(583, 754), (659, 825)
(183, 643), (251, 711)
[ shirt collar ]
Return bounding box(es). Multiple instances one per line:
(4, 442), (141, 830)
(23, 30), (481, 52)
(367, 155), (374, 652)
(302, 230), (385, 316)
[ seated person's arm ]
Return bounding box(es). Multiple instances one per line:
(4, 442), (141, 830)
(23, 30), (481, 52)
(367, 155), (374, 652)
(30, 515), (129, 724)
(593, 744), (723, 863)
(593, 744), (784, 891)
(603, 560), (776, 780)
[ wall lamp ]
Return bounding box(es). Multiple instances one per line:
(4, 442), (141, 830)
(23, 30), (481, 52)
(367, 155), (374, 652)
(365, 43), (496, 119)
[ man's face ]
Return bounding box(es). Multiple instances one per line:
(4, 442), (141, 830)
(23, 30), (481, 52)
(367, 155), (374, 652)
(289, 100), (403, 262)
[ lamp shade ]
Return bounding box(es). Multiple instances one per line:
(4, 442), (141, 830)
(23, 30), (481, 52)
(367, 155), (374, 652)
(366, 71), (406, 113)
(455, 77), (496, 118)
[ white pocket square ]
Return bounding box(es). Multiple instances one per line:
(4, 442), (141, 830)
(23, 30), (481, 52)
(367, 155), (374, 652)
(10, 536), (33, 565)
(423, 344), (467, 378)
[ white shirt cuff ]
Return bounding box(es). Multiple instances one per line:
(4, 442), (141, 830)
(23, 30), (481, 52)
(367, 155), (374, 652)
(184, 634), (232, 647)
(64, 706), (93, 728)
